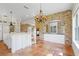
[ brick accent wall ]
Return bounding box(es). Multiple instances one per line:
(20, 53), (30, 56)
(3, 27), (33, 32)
(48, 10), (72, 45)
(20, 24), (30, 32)
(35, 10), (72, 45)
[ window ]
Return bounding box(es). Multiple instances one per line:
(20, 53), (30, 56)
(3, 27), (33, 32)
(51, 26), (56, 33)
(50, 21), (57, 33)
(75, 13), (79, 42)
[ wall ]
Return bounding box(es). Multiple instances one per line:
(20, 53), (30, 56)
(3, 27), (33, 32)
(35, 21), (44, 31)
(35, 18), (48, 39)
(47, 20), (63, 34)
(46, 24), (49, 32)
(15, 21), (20, 32)
(48, 10), (72, 45)
(35, 10), (72, 43)
(57, 21), (62, 34)
(20, 23), (30, 32)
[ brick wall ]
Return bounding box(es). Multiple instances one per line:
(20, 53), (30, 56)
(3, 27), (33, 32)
(35, 10), (72, 45)
(48, 10), (72, 44)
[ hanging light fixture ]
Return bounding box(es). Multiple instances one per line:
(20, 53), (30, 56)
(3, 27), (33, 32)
(35, 4), (48, 23)
(9, 10), (15, 32)
(10, 11), (13, 26)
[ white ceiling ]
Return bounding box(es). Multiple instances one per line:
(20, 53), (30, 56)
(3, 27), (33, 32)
(0, 3), (74, 25)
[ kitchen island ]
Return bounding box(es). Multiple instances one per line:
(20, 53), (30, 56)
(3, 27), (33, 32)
(5, 32), (32, 53)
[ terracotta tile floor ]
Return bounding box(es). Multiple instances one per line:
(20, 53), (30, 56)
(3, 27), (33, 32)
(0, 39), (74, 56)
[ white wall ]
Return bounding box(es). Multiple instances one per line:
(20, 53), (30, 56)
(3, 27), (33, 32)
(15, 21), (20, 32)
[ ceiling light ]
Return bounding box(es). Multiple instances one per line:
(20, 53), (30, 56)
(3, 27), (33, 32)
(34, 4), (49, 23)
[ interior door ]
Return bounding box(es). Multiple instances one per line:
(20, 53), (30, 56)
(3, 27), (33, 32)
(0, 22), (2, 41)
(3, 22), (9, 45)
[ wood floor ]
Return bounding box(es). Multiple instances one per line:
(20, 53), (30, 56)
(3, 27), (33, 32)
(0, 41), (11, 56)
(0, 39), (74, 56)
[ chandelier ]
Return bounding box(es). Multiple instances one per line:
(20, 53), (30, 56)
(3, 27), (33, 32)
(35, 4), (48, 23)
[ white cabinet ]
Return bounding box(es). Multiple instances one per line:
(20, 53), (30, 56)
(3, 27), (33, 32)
(44, 34), (65, 44)
(12, 35), (23, 52)
(10, 33), (32, 53)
